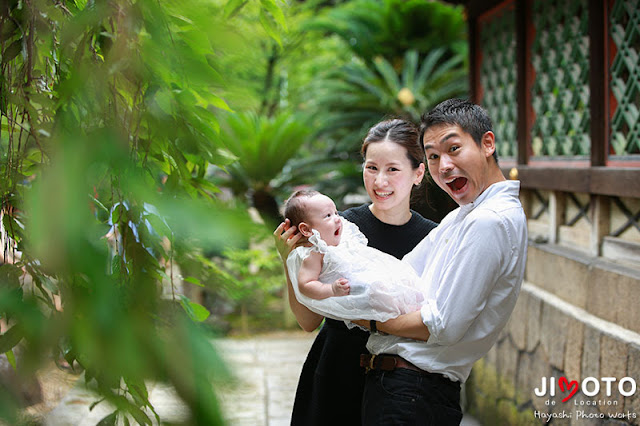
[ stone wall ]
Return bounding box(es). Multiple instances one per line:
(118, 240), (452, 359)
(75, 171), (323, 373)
(466, 244), (640, 425)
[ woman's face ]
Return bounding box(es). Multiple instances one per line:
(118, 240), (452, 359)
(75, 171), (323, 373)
(363, 140), (425, 217)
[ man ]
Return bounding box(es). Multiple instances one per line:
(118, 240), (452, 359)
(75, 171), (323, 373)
(355, 98), (528, 425)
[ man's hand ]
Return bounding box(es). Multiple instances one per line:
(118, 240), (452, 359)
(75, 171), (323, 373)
(331, 278), (350, 296)
(353, 311), (431, 341)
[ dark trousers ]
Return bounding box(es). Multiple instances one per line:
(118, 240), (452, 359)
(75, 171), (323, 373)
(361, 368), (463, 426)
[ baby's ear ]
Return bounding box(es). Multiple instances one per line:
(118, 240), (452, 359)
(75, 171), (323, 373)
(298, 222), (313, 237)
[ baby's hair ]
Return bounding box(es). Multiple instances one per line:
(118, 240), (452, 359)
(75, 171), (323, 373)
(284, 189), (320, 228)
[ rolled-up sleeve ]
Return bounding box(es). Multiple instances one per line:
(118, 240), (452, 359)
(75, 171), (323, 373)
(421, 211), (513, 346)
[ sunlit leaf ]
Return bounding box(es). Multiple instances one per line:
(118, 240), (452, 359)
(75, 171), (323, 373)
(4, 350), (16, 370)
(224, 0), (248, 19)
(179, 295), (210, 322)
(184, 276), (203, 287)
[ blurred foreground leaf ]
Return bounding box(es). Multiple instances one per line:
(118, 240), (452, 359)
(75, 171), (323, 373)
(0, 0), (284, 423)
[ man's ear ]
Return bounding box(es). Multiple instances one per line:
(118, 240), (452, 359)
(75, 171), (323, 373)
(482, 131), (496, 159)
(298, 222), (313, 237)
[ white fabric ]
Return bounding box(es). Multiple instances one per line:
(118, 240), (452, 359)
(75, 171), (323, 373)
(286, 218), (423, 326)
(367, 180), (528, 383)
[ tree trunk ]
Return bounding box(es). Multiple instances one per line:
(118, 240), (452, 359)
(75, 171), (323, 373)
(251, 188), (282, 229)
(240, 303), (249, 335)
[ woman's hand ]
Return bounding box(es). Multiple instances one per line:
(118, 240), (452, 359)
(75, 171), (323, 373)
(273, 219), (303, 261)
(274, 219), (323, 331)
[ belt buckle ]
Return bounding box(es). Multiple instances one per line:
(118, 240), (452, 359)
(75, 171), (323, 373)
(366, 354), (376, 373)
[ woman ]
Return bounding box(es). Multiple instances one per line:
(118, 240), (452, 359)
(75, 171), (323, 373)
(273, 119), (438, 425)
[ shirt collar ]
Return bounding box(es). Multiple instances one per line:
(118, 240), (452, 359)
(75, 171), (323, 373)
(459, 180), (521, 216)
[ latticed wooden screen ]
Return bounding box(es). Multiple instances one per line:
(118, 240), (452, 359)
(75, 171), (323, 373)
(530, 0), (590, 157)
(609, 0), (640, 157)
(478, 2), (517, 159)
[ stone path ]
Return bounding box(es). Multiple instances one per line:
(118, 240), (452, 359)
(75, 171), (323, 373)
(215, 331), (317, 425)
(37, 331), (316, 426)
(36, 330), (481, 425)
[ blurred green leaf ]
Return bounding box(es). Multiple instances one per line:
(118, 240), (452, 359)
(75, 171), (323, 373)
(184, 276), (204, 287)
(224, 0), (249, 19)
(4, 350), (16, 370)
(0, 324), (23, 354)
(179, 295), (211, 323)
(1, 39), (22, 64)
(96, 412), (118, 426)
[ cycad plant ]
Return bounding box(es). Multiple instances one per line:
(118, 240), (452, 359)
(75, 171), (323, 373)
(294, 0), (468, 211)
(312, 48), (468, 155)
(215, 110), (311, 226)
(305, 0), (467, 67)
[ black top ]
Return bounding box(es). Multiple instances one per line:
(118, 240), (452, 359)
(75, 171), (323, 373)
(341, 204), (438, 260)
(290, 204), (438, 426)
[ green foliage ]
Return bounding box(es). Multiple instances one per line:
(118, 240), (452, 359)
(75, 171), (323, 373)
(311, 48), (467, 153)
(291, 0), (468, 207)
(183, 232), (285, 335)
(217, 111), (310, 191)
(215, 110), (311, 226)
(219, 244), (283, 303)
(0, 0), (287, 424)
(217, 242), (284, 335)
(304, 0), (467, 66)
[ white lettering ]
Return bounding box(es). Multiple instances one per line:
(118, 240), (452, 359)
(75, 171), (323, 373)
(601, 377), (616, 396)
(534, 377), (547, 397)
(533, 411), (572, 422)
(535, 376), (638, 399)
(582, 377), (600, 397)
(576, 410), (605, 419)
(619, 377), (637, 397)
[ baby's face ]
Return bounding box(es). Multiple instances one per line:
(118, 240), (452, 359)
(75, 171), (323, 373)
(303, 195), (342, 246)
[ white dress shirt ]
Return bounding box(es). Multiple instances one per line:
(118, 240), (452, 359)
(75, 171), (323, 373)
(367, 180), (528, 382)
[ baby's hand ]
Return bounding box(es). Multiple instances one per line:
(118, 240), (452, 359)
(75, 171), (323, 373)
(332, 278), (350, 296)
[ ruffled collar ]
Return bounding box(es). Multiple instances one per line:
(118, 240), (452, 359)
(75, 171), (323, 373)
(308, 229), (329, 253)
(307, 217), (368, 254)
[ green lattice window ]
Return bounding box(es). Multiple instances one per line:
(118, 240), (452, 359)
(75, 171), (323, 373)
(479, 3), (517, 159)
(530, 0), (590, 157)
(609, 0), (640, 156)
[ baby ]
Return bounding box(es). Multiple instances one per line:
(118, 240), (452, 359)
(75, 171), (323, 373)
(284, 189), (424, 325)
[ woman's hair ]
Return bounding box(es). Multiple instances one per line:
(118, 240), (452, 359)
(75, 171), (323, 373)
(283, 189), (320, 228)
(361, 118), (425, 169)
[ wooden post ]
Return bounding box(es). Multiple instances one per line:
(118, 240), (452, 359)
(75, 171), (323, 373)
(590, 194), (610, 257)
(549, 191), (565, 244)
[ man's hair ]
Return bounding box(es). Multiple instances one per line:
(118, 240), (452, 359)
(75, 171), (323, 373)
(283, 189), (320, 228)
(420, 98), (498, 163)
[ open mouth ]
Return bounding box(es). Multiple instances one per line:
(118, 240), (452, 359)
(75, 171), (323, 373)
(334, 227), (341, 236)
(374, 190), (393, 199)
(446, 177), (468, 193)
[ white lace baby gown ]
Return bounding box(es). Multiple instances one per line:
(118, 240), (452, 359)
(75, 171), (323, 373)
(286, 218), (424, 323)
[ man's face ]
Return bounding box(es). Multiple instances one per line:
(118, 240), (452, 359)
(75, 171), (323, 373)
(423, 124), (495, 206)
